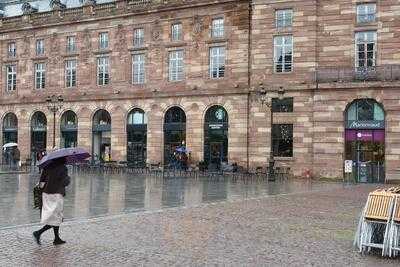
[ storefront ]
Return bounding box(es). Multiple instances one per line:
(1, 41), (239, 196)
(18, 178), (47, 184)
(60, 110), (78, 148)
(92, 109), (111, 162)
(127, 108), (147, 167)
(31, 111), (47, 162)
(345, 99), (385, 183)
(2, 113), (18, 146)
(164, 107), (186, 165)
(204, 105), (228, 170)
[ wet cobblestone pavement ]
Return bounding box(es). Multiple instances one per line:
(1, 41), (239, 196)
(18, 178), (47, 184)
(0, 173), (399, 266)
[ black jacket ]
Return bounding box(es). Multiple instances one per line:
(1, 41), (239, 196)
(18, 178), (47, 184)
(40, 163), (70, 196)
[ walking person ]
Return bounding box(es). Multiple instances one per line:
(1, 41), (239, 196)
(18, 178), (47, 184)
(12, 147), (20, 170)
(33, 157), (70, 245)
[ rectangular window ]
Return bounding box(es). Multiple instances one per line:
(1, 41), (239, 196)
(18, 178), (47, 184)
(272, 97), (293, 112)
(272, 124), (293, 157)
(6, 65), (17, 92)
(274, 35), (293, 73)
(65, 60), (77, 88)
(36, 39), (45, 56)
(211, 18), (224, 38)
(97, 56), (110, 85)
(99, 32), (109, 50)
(171, 23), (182, 41)
(276, 9), (293, 28)
(169, 50), (184, 81)
(357, 3), (376, 23)
(356, 31), (376, 69)
(35, 63), (46, 89)
(8, 42), (16, 58)
(133, 28), (144, 47)
(132, 54), (145, 84)
(209, 46), (225, 78)
(66, 36), (76, 53)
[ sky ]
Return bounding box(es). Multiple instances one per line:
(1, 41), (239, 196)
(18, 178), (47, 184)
(1, 0), (115, 17)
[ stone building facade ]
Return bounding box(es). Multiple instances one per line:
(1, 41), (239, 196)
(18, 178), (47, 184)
(1, 0), (400, 182)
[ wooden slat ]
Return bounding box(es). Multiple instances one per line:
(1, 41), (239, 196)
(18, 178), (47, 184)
(364, 192), (394, 221)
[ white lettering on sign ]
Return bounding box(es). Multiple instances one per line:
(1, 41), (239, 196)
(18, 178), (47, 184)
(344, 160), (353, 173)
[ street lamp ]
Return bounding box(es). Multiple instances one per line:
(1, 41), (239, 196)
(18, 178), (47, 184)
(46, 95), (64, 149)
(256, 86), (285, 181)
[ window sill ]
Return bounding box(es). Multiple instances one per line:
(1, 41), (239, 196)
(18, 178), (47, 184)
(128, 46), (149, 52)
(165, 41), (187, 48)
(62, 53), (79, 58)
(3, 58), (19, 64)
(93, 49), (112, 55)
(354, 23), (378, 31)
(274, 157), (294, 161)
(31, 56), (48, 61)
(206, 38), (228, 44)
(274, 27), (293, 34)
(273, 71), (294, 75)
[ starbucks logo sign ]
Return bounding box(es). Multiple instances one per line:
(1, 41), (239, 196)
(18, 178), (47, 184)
(215, 109), (224, 120)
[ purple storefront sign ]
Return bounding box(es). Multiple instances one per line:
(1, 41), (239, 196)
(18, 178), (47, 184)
(345, 129), (385, 142)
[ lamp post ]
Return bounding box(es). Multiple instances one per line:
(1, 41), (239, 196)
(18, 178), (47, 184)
(256, 86), (285, 181)
(46, 95), (64, 149)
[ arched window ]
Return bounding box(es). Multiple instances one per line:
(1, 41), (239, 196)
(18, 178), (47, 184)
(346, 99), (384, 122)
(3, 113), (18, 130)
(205, 105), (228, 124)
(61, 110), (78, 128)
(31, 111), (47, 129)
(127, 109), (147, 125)
(93, 109), (111, 126)
(164, 107), (186, 124)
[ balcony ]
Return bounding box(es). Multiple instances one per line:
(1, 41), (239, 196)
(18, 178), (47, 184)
(316, 65), (400, 83)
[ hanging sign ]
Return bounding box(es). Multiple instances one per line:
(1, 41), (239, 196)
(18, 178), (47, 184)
(346, 120), (384, 129)
(209, 124), (223, 130)
(344, 160), (353, 173)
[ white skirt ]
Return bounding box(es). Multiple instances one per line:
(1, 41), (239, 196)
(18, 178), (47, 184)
(41, 193), (64, 226)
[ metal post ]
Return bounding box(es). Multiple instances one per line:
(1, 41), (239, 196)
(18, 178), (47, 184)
(268, 107), (275, 181)
(53, 110), (56, 148)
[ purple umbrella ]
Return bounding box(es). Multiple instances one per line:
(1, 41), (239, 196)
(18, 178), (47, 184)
(38, 147), (90, 168)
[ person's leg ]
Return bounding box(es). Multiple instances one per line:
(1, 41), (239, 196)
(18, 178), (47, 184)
(53, 226), (66, 245)
(33, 225), (52, 245)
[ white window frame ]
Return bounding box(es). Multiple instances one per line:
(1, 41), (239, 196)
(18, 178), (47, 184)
(133, 28), (144, 47)
(171, 23), (183, 42)
(211, 18), (225, 38)
(169, 50), (184, 81)
(8, 42), (16, 58)
(97, 56), (110, 86)
(99, 32), (109, 50)
(66, 36), (76, 53)
(132, 53), (145, 85)
(35, 63), (46, 89)
(6, 65), (17, 92)
(274, 35), (293, 73)
(275, 9), (293, 28)
(355, 31), (377, 69)
(209, 46), (226, 79)
(357, 3), (376, 23)
(65, 59), (77, 88)
(36, 39), (45, 56)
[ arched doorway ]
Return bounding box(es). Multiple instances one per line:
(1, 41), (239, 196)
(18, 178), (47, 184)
(3, 113), (18, 145)
(164, 107), (186, 165)
(2, 113), (18, 165)
(345, 99), (385, 183)
(127, 108), (147, 167)
(92, 109), (111, 162)
(60, 110), (78, 148)
(204, 106), (228, 170)
(31, 111), (47, 160)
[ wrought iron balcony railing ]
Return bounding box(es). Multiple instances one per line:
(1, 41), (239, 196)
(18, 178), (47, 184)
(316, 65), (400, 83)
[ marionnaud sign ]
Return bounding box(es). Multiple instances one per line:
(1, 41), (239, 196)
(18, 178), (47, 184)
(346, 120), (384, 129)
(209, 124), (224, 130)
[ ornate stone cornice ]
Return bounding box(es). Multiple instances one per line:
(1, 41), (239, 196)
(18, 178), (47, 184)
(0, 0), (244, 32)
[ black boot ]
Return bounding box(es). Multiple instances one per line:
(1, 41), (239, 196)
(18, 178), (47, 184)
(53, 226), (66, 245)
(33, 225), (52, 245)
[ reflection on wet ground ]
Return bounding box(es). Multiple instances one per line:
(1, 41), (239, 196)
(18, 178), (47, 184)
(0, 172), (346, 228)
